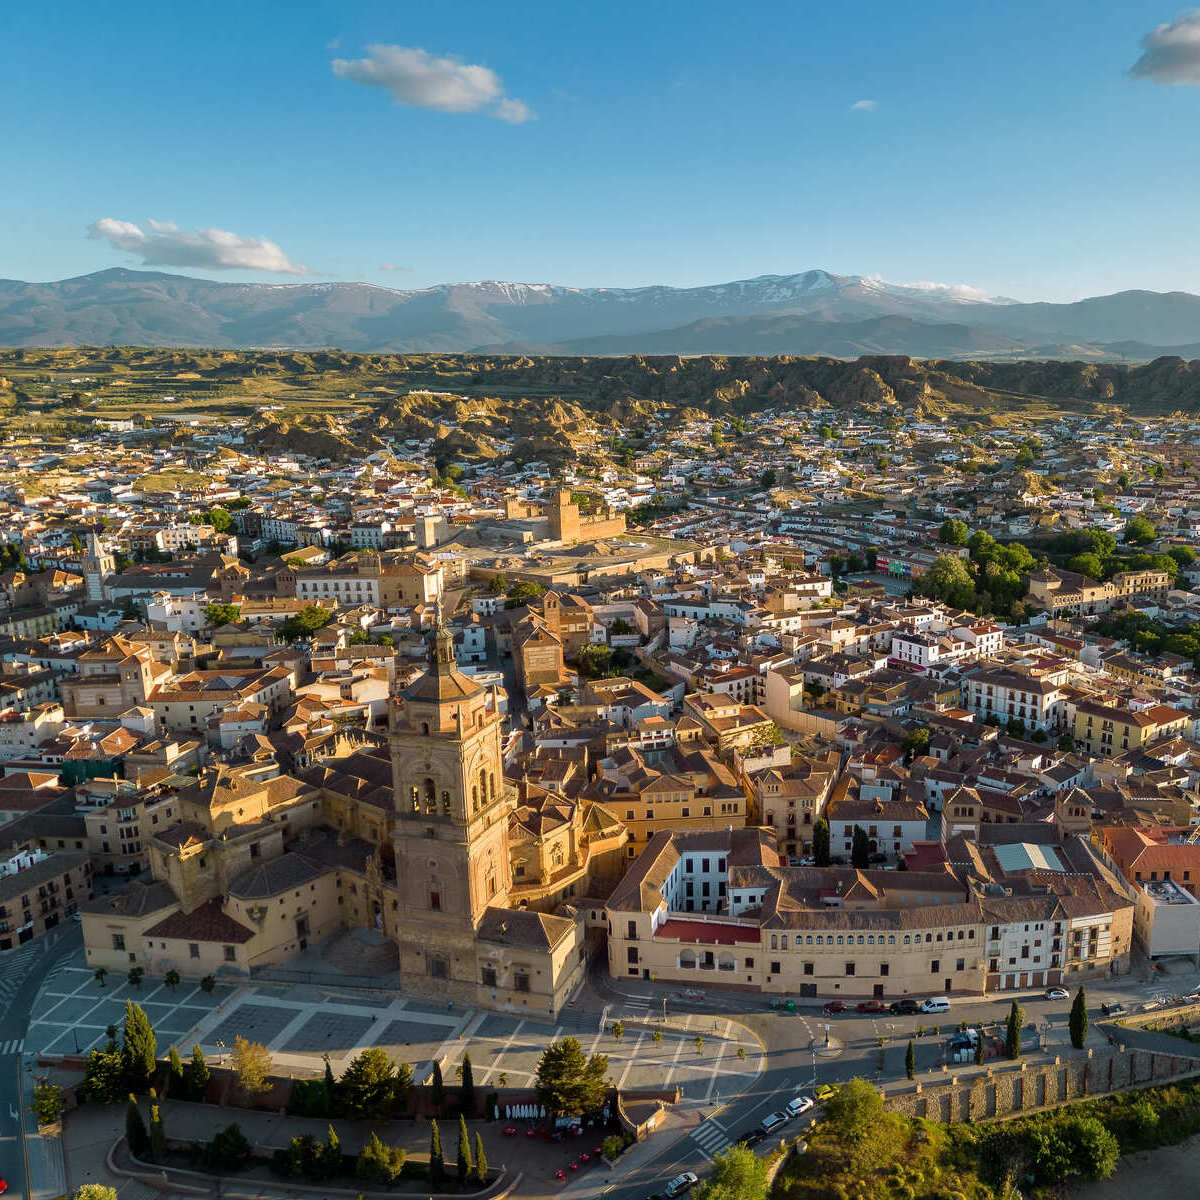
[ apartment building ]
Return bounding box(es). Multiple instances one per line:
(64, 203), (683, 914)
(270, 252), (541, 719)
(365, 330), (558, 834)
(0, 846), (92, 949)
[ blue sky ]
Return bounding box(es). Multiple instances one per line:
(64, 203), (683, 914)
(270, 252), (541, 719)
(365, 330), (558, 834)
(5, 0), (1200, 300)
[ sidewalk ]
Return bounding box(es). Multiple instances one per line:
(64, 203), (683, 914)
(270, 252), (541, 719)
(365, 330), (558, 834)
(19, 1055), (67, 1200)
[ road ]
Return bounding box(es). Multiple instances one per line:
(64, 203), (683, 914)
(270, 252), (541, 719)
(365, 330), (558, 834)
(593, 960), (1200, 1200)
(0, 926), (83, 1200)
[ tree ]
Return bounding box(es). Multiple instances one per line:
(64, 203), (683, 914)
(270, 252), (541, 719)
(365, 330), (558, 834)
(164, 969), (181, 992)
(1069, 986), (1089, 1049)
(126, 966), (144, 988)
(611, 1020), (624, 1042)
(1123, 515), (1156, 545)
(823, 1078), (884, 1145)
(692, 1144), (767, 1200)
(230, 1035), (273, 1100)
(94, 967), (107, 988)
(813, 817), (831, 867)
(1005, 1000), (1024, 1059)
(167, 1045), (185, 1097)
(339, 1046), (412, 1120)
(31, 1080), (64, 1126)
(429, 1117), (445, 1188)
(851, 825), (871, 870)
(974, 1035), (985, 1065)
(1057, 732), (1075, 752)
(199, 975), (216, 994)
(922, 554), (976, 609)
(1067, 552), (1105, 581)
(905, 1040), (915, 1080)
(149, 1098), (166, 1162)
(939, 518), (969, 546)
(504, 580), (545, 609)
(190, 1044), (210, 1101)
(460, 1051), (476, 1116)
(203, 601), (240, 628)
(431, 1059), (445, 1113)
(202, 1123), (252, 1173)
(456, 1113), (473, 1185)
(1169, 545), (1196, 569)
(73, 1188), (119, 1200)
(474, 1131), (488, 1183)
(122, 1000), (157, 1093)
(357, 1131), (406, 1185)
(278, 604), (335, 643)
(574, 643), (613, 679)
(1015, 445), (1034, 468)
(125, 1094), (151, 1159)
(534, 1037), (609, 1117)
(902, 727), (930, 760)
(83, 1047), (125, 1103)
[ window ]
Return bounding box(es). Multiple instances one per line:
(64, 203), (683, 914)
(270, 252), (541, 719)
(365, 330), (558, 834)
(112, 933), (125, 951)
(514, 971), (530, 993)
(845, 962), (855, 976)
(430, 890), (441, 911)
(189, 943), (200, 958)
(880, 962), (889, 976)
(956, 958), (965, 972)
(930, 959), (940, 973)
(223, 945), (236, 962)
(803, 961), (814, 975)
(770, 961), (781, 974)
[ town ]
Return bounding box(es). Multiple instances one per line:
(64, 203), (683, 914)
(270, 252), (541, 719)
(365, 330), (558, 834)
(4, 351), (1200, 1200)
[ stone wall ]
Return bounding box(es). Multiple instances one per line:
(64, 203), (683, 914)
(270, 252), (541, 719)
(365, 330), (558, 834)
(885, 1045), (1200, 1122)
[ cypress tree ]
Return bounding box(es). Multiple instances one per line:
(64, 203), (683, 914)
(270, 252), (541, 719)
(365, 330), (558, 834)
(474, 1130), (488, 1183)
(431, 1060), (445, 1113)
(190, 1044), (210, 1101)
(813, 818), (831, 867)
(1069, 986), (1089, 1049)
(167, 1046), (184, 1097)
(456, 1113), (472, 1185)
(429, 1117), (445, 1188)
(149, 1099), (166, 1162)
(122, 1000), (157, 1093)
(324, 1055), (337, 1115)
(1005, 1000), (1023, 1060)
(460, 1052), (476, 1116)
(125, 1094), (150, 1159)
(905, 1039), (915, 1079)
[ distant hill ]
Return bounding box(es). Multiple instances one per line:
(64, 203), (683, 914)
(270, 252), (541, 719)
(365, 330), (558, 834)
(4, 267), (1200, 358)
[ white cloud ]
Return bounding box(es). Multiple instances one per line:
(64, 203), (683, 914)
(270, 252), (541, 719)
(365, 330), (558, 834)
(850, 99), (878, 111)
(88, 218), (307, 274)
(332, 44), (534, 121)
(1130, 11), (1200, 83)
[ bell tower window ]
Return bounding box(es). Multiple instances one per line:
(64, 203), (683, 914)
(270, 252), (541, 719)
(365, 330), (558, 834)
(409, 786), (419, 814)
(430, 889), (441, 911)
(441, 790), (452, 816)
(424, 778), (436, 814)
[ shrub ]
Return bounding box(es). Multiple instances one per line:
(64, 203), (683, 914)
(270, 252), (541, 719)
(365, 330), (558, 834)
(202, 1123), (252, 1173)
(357, 1131), (406, 1185)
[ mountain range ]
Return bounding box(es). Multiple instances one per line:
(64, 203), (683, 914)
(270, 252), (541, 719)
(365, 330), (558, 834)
(4, 267), (1200, 359)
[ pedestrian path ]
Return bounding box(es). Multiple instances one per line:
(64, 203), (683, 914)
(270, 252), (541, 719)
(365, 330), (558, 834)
(0, 941), (43, 1008)
(690, 1116), (732, 1160)
(0, 1038), (24, 1055)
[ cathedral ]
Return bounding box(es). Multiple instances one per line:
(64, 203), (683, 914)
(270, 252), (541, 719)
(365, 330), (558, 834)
(81, 620), (604, 1017)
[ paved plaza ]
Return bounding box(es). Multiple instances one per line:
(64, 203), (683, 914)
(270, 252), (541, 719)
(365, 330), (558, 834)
(29, 957), (764, 1101)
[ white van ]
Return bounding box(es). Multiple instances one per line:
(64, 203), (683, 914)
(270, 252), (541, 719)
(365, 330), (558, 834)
(920, 996), (950, 1013)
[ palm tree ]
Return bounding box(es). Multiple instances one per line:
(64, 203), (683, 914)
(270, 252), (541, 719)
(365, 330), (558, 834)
(164, 969), (180, 993)
(94, 967), (107, 988)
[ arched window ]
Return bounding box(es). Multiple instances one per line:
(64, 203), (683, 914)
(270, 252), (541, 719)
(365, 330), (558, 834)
(679, 949), (696, 969)
(421, 722), (429, 736)
(903, 935), (911, 945)
(781, 936), (788, 950)
(857, 935), (864, 945)
(888, 935), (896, 945)
(805, 935), (813, 944)
(409, 786), (419, 814)
(718, 952), (735, 972)
(836, 935), (844, 945)
(472, 785), (479, 812)
(489, 772), (496, 801)
(479, 768), (487, 805)
(770, 935), (777, 950)
(441, 790), (451, 816)
(424, 778), (436, 813)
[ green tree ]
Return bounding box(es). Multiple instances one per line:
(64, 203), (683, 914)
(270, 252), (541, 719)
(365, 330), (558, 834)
(574, 643), (614, 679)
(460, 1050), (476, 1116)
(203, 1123), (252, 1173)
(902, 727), (930, 760)
(534, 1037), (609, 1117)
(823, 1078), (884, 1145)
(203, 601), (241, 628)
(83, 1046), (125, 1103)
(338, 1046), (412, 1120)
(760, 469), (776, 489)
(30, 1080), (64, 1126)
(939, 518), (969, 546)
(1067, 552), (1105, 580)
(190, 1044), (210, 1101)
(230, 1035), (273, 1100)
(1123, 515), (1157, 545)
(429, 1117), (445, 1189)
(199, 975), (216, 994)
(1005, 1000), (1024, 1059)
(164, 968), (181, 992)
(813, 817), (831, 867)
(504, 580), (545, 609)
(431, 1059), (445, 1113)
(73, 1187), (119, 1200)
(126, 966), (144, 988)
(357, 1131), (406, 1185)
(1069, 986), (1089, 1049)
(456, 1113), (473, 1185)
(611, 1020), (624, 1042)
(922, 554), (976, 609)
(905, 1040), (915, 1080)
(1015, 445), (1034, 468)
(125, 1094), (151, 1159)
(851, 824), (871, 869)
(692, 1144), (767, 1200)
(167, 1046), (185, 1097)
(278, 604), (335, 642)
(1169, 545), (1196, 569)
(122, 1000), (157, 1093)
(149, 1098), (166, 1162)
(474, 1131), (488, 1183)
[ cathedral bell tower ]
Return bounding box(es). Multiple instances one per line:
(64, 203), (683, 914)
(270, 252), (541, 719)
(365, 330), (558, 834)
(82, 529), (115, 604)
(387, 615), (511, 992)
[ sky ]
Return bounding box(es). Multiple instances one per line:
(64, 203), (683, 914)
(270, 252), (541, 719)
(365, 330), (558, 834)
(5, 0), (1200, 301)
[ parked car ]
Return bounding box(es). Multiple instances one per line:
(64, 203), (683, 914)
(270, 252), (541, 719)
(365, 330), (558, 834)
(665, 1173), (698, 1197)
(856, 1000), (887, 1014)
(920, 996), (950, 1014)
(786, 1094), (815, 1118)
(761, 1111), (789, 1133)
(736, 1129), (767, 1147)
(1100, 1002), (1126, 1017)
(822, 1000), (847, 1014)
(1043, 987), (1069, 1001)
(889, 998), (921, 1014)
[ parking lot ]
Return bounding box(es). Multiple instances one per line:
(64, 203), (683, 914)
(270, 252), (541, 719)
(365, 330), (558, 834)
(29, 956), (763, 1102)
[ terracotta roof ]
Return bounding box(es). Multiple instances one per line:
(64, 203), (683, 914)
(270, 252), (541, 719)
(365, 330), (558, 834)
(145, 898), (254, 944)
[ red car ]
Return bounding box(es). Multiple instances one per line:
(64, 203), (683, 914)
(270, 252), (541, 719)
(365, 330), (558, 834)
(856, 1000), (887, 1014)
(822, 1000), (847, 1014)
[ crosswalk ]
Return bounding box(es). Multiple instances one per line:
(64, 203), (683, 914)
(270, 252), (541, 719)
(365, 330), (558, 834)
(691, 1117), (732, 1160)
(0, 941), (43, 1009)
(623, 994), (653, 1014)
(0, 1039), (24, 1056)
